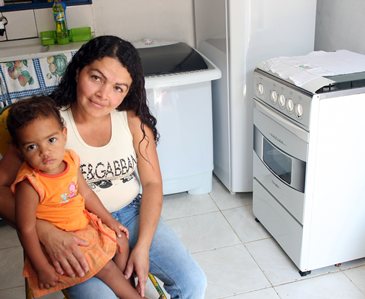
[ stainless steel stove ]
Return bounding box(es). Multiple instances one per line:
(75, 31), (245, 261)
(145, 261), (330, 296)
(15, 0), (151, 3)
(253, 52), (365, 275)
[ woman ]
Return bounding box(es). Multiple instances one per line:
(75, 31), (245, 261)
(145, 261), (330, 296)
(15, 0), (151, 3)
(0, 35), (207, 298)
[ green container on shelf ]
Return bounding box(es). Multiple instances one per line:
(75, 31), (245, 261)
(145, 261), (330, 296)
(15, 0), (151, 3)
(56, 35), (70, 45)
(69, 27), (92, 42)
(40, 30), (56, 46)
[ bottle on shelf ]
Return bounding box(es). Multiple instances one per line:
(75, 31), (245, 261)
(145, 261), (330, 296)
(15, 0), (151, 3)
(53, 0), (69, 44)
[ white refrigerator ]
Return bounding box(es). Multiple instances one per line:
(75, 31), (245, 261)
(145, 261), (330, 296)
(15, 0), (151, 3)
(194, 0), (317, 192)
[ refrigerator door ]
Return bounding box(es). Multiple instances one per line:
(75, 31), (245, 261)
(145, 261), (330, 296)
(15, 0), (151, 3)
(194, 0), (316, 192)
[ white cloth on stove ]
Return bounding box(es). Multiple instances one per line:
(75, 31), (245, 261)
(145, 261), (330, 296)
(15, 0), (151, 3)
(258, 50), (365, 87)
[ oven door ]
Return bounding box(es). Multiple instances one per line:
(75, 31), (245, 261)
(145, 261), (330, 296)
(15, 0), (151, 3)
(253, 99), (308, 224)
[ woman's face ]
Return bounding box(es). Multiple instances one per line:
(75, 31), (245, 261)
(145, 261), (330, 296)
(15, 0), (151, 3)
(75, 56), (133, 117)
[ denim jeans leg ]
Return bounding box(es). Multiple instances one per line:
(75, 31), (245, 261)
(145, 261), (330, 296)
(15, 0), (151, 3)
(67, 194), (207, 299)
(113, 197), (207, 299)
(66, 276), (117, 299)
(148, 219), (207, 299)
(114, 195), (207, 299)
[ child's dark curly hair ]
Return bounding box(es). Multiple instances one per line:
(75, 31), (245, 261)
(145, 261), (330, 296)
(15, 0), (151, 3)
(50, 35), (159, 144)
(6, 96), (64, 147)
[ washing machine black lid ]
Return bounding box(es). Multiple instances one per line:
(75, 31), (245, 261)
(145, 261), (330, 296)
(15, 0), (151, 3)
(317, 71), (365, 93)
(137, 42), (208, 77)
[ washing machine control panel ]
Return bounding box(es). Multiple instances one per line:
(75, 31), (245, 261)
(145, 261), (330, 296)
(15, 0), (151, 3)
(253, 70), (312, 129)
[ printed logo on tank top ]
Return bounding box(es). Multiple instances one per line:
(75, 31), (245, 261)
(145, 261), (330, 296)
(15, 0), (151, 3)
(80, 154), (137, 190)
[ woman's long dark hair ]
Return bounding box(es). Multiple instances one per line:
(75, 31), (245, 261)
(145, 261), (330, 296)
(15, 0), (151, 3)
(51, 35), (159, 143)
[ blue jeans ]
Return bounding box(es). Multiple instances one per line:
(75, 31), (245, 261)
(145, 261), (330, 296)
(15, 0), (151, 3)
(66, 195), (207, 299)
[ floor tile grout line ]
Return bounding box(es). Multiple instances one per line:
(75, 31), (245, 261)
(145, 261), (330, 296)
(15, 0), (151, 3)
(341, 268), (365, 296)
(163, 208), (226, 222)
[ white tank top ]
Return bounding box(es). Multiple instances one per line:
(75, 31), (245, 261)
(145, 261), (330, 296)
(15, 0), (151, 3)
(60, 108), (140, 212)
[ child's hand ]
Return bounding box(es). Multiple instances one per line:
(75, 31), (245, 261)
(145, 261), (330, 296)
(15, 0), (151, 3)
(106, 218), (129, 239)
(37, 264), (59, 289)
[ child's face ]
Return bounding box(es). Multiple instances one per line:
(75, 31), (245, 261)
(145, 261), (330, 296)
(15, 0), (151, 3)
(17, 116), (67, 174)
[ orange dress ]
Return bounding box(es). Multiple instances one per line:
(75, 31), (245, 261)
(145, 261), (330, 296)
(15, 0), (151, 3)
(12, 149), (117, 298)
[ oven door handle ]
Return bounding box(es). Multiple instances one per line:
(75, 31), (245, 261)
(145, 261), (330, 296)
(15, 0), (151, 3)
(254, 99), (309, 142)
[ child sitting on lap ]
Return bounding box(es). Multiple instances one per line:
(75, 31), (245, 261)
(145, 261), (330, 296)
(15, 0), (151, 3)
(7, 96), (142, 299)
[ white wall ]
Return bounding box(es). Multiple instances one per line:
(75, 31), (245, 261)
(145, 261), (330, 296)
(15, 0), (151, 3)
(315, 0), (365, 54)
(91, 0), (195, 46)
(0, 0), (195, 46)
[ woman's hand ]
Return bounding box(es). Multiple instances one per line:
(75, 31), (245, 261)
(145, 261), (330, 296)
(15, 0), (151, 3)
(124, 244), (149, 297)
(36, 220), (90, 278)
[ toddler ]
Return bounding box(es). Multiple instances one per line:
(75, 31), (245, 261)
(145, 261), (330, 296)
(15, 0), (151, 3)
(7, 96), (142, 298)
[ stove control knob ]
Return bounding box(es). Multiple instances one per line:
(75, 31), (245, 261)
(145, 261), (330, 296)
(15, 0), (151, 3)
(295, 103), (303, 117)
(286, 99), (294, 112)
(271, 90), (278, 103)
(279, 94), (286, 107)
(257, 83), (264, 95)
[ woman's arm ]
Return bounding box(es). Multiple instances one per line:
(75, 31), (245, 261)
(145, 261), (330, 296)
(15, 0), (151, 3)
(125, 110), (163, 297)
(15, 180), (59, 288)
(0, 144), (22, 224)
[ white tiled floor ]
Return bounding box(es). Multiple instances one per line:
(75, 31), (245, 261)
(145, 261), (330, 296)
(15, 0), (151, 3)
(1, 175), (365, 299)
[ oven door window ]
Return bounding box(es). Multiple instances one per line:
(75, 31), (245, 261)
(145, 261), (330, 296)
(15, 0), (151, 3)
(263, 139), (292, 185)
(253, 124), (306, 193)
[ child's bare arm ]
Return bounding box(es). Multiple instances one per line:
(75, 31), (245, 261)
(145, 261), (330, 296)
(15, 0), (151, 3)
(77, 170), (129, 239)
(15, 180), (59, 288)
